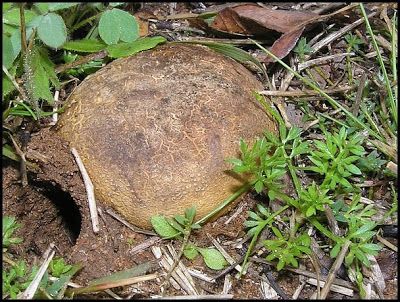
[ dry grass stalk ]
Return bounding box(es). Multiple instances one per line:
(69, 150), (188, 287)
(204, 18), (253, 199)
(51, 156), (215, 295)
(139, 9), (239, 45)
(365, 255), (385, 293)
(106, 208), (156, 236)
(130, 237), (161, 255)
(292, 276), (306, 299)
(298, 53), (354, 71)
(307, 278), (354, 297)
(250, 257), (356, 289)
(376, 234), (397, 252)
(152, 294), (234, 300)
(187, 268), (215, 283)
(71, 147), (99, 233)
(151, 246), (181, 291)
(166, 244), (199, 294)
(260, 277), (279, 299)
(310, 12), (378, 55)
(319, 240), (351, 299)
(259, 85), (354, 97)
(18, 243), (56, 299)
(156, 245), (198, 295)
(222, 274), (232, 295)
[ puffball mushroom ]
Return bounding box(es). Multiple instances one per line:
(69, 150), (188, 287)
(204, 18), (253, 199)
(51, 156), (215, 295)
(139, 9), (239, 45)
(56, 43), (277, 229)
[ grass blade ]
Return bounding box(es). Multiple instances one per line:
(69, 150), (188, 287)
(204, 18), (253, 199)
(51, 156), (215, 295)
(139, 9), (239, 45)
(359, 3), (397, 126)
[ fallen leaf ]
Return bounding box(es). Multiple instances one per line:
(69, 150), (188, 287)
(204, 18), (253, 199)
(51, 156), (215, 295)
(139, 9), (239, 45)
(263, 27), (304, 63)
(211, 4), (318, 35)
(134, 11), (156, 37)
(211, 6), (249, 35)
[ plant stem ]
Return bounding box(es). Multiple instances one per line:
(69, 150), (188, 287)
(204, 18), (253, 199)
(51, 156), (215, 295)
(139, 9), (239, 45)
(162, 226), (191, 289)
(252, 40), (383, 141)
(282, 146), (302, 197)
(19, 3), (27, 55)
(391, 12), (397, 102)
(359, 3), (397, 126)
(70, 11), (104, 33)
(195, 181), (255, 226)
(309, 217), (341, 243)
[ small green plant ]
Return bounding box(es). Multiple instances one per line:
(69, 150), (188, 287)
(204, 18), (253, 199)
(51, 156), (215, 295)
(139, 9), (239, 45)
(331, 195), (382, 267)
(264, 228), (311, 271)
(2, 216), (81, 299)
(296, 182), (332, 218)
(3, 216), (23, 250)
(356, 150), (387, 173)
(49, 257), (74, 278)
(227, 136), (287, 200)
(306, 127), (366, 190)
(2, 260), (38, 299)
(293, 37), (313, 61)
(151, 207), (227, 271)
(228, 123), (386, 285)
(344, 33), (364, 51)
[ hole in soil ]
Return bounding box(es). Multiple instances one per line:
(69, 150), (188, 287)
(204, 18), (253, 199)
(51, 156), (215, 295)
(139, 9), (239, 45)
(32, 180), (82, 244)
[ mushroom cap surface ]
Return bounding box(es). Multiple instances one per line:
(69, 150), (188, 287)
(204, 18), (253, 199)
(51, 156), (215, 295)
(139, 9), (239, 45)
(57, 43), (277, 229)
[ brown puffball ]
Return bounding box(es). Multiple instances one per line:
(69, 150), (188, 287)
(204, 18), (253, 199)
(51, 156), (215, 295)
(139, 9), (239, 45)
(56, 43), (277, 229)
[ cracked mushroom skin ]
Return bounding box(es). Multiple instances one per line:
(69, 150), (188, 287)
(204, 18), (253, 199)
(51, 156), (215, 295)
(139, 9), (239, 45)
(56, 43), (277, 229)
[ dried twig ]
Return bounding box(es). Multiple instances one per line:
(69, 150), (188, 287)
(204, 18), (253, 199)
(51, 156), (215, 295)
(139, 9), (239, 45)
(18, 243), (56, 299)
(260, 276), (279, 299)
(222, 274), (232, 295)
(307, 278), (354, 297)
(250, 257), (356, 289)
(167, 244), (199, 295)
(298, 53), (354, 71)
(310, 12), (378, 56)
(152, 246), (197, 295)
(71, 147), (99, 233)
(324, 204), (341, 236)
(260, 266), (289, 300)
(7, 133), (28, 187)
(319, 240), (351, 299)
(376, 234), (397, 252)
(187, 268), (215, 283)
(351, 73), (368, 115)
(161, 230), (191, 291)
(50, 90), (59, 126)
(152, 294), (234, 300)
(292, 275), (306, 299)
(259, 85), (354, 97)
(130, 237), (161, 255)
(106, 208), (156, 236)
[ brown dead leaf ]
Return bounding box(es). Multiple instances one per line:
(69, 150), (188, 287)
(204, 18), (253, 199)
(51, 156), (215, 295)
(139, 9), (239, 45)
(189, 3), (360, 62)
(208, 4), (318, 61)
(262, 27), (304, 63)
(211, 4), (318, 35)
(134, 11), (157, 37)
(211, 6), (250, 35)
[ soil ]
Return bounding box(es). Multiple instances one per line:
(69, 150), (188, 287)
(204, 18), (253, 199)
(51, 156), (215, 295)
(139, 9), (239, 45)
(2, 2), (397, 300)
